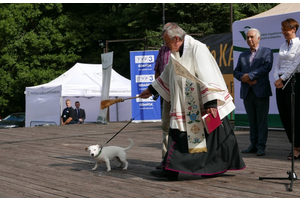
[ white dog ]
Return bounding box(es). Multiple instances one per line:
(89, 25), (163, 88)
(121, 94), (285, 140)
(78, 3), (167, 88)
(85, 138), (133, 172)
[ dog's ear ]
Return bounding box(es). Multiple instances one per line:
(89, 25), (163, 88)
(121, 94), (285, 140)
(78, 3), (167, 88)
(85, 147), (88, 151)
(96, 144), (100, 148)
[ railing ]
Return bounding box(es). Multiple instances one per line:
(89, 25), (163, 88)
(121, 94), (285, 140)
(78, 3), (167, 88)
(30, 121), (57, 127)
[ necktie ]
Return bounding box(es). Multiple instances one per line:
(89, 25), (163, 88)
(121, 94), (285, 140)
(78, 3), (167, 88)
(77, 109), (80, 118)
(249, 50), (256, 65)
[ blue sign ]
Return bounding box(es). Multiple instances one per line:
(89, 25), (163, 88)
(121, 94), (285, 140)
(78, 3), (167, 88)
(130, 51), (161, 122)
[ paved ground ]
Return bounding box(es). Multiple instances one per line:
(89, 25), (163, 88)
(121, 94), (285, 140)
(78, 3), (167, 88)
(0, 121), (299, 197)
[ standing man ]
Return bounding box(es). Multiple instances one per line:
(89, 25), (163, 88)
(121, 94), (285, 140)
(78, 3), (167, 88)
(75, 101), (86, 124)
(154, 45), (171, 166)
(233, 28), (273, 156)
(61, 99), (77, 125)
(154, 23), (172, 169)
(139, 23), (245, 181)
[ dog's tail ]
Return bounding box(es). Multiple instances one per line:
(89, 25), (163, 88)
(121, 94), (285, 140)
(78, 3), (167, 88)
(124, 138), (134, 151)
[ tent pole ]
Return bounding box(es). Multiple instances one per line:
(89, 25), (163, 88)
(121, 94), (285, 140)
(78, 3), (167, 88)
(116, 96), (119, 121)
(230, 3), (233, 32)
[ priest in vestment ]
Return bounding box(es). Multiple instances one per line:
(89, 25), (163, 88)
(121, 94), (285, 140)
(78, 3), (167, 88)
(139, 23), (245, 181)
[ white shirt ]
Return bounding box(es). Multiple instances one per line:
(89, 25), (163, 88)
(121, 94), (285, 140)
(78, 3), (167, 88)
(274, 37), (300, 81)
(249, 45), (259, 65)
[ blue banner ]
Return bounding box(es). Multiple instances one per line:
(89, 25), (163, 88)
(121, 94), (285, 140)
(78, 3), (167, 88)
(130, 51), (161, 122)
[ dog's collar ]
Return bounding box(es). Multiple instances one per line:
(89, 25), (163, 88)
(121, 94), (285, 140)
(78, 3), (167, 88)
(95, 146), (103, 158)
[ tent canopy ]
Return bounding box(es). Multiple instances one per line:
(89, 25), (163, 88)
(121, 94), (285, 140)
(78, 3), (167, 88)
(30, 63), (131, 97)
(25, 63), (132, 127)
(243, 3), (300, 20)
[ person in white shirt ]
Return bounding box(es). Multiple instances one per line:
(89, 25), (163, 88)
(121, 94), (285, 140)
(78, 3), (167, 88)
(274, 18), (300, 160)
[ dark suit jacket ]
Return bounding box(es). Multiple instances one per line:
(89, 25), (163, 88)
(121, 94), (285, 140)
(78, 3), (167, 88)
(75, 108), (86, 121)
(233, 46), (273, 99)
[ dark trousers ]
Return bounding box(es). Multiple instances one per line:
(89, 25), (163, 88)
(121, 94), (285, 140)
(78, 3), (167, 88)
(68, 121), (78, 124)
(243, 88), (269, 150)
(276, 73), (300, 147)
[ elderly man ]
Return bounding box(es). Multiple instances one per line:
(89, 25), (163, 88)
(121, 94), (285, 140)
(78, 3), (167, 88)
(139, 23), (245, 181)
(234, 28), (273, 156)
(154, 44), (171, 166)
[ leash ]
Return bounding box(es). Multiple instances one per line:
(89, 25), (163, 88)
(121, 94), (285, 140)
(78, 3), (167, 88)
(96, 111), (142, 158)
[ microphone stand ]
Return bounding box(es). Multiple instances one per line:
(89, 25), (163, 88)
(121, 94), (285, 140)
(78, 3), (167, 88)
(259, 63), (300, 191)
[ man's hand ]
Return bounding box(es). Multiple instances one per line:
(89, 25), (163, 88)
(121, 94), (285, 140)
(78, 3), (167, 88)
(248, 80), (257, 86)
(241, 74), (257, 86)
(241, 74), (251, 83)
(206, 108), (218, 118)
(139, 88), (152, 99)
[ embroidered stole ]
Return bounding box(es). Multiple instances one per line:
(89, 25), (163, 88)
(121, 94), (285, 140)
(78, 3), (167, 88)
(183, 78), (207, 153)
(173, 52), (207, 153)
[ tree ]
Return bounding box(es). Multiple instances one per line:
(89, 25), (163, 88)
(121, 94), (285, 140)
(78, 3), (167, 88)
(0, 3), (279, 117)
(0, 3), (88, 115)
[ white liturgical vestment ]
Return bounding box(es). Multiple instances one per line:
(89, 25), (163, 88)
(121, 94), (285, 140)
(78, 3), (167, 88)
(151, 35), (235, 153)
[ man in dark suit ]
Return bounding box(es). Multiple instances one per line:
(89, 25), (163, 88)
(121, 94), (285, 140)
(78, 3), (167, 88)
(75, 101), (86, 124)
(233, 28), (273, 156)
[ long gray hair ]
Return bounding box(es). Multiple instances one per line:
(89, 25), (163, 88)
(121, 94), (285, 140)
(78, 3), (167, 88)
(162, 22), (186, 40)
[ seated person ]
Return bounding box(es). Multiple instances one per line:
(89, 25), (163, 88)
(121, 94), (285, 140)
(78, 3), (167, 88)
(61, 99), (77, 125)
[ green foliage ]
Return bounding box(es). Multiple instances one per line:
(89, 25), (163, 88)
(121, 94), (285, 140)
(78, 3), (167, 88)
(0, 3), (86, 116)
(0, 3), (279, 117)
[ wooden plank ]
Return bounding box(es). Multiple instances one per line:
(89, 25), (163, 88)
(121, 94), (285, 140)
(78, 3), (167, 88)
(0, 123), (299, 197)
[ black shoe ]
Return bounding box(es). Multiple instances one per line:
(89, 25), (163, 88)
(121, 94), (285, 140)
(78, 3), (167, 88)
(201, 174), (219, 178)
(287, 149), (300, 160)
(256, 148), (265, 156)
(241, 146), (257, 153)
(150, 169), (178, 181)
(156, 162), (164, 169)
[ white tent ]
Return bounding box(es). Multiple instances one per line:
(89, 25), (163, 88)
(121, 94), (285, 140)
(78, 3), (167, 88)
(232, 3), (300, 127)
(242, 3), (300, 20)
(25, 63), (132, 127)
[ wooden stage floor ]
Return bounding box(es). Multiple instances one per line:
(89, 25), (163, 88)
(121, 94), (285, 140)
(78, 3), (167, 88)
(0, 121), (299, 197)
